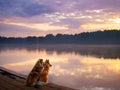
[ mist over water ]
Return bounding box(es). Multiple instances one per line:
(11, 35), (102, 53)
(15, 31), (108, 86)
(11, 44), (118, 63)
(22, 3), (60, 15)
(0, 44), (120, 90)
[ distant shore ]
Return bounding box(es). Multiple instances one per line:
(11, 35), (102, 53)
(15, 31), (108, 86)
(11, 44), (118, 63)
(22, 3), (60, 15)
(0, 30), (120, 44)
(0, 66), (75, 90)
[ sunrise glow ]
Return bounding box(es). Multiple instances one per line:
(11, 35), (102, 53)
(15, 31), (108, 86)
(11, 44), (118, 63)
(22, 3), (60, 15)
(0, 0), (120, 37)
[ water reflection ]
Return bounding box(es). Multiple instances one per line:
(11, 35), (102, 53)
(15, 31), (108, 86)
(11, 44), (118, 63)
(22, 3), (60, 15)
(0, 44), (120, 59)
(0, 44), (120, 90)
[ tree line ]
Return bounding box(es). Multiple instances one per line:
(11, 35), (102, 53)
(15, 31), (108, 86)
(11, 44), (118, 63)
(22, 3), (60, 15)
(0, 30), (120, 44)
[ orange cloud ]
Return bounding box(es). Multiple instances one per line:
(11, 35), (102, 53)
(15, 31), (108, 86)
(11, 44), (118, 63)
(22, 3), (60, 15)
(81, 23), (120, 31)
(2, 21), (68, 31)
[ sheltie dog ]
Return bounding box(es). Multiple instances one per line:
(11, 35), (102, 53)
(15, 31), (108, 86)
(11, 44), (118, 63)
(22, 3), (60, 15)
(25, 59), (44, 86)
(36, 59), (52, 86)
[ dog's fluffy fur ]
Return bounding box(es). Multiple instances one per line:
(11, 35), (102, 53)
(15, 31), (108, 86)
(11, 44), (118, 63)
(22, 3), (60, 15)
(26, 59), (52, 86)
(25, 59), (44, 86)
(38, 59), (52, 83)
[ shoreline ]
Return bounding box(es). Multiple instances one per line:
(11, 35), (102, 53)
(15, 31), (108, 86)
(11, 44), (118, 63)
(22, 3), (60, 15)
(0, 66), (75, 90)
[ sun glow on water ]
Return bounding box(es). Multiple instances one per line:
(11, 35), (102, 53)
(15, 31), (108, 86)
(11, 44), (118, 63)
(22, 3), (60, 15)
(0, 45), (120, 90)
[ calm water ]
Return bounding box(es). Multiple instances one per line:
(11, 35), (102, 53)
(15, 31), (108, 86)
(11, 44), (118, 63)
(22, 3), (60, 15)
(0, 44), (120, 90)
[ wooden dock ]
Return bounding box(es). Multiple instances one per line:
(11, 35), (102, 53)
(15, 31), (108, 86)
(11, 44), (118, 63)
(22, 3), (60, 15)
(0, 67), (75, 90)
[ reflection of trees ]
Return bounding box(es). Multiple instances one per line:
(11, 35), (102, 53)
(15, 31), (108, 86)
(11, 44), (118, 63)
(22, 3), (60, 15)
(75, 46), (120, 59)
(0, 44), (120, 59)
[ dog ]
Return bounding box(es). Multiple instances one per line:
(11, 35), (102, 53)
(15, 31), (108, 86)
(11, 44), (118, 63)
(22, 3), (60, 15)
(25, 59), (44, 86)
(36, 59), (52, 86)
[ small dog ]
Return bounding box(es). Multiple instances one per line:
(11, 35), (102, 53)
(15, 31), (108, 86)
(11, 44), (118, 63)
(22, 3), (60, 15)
(25, 59), (44, 86)
(36, 59), (52, 86)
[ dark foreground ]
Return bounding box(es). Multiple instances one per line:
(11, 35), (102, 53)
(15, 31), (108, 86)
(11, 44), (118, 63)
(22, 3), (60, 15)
(0, 67), (75, 90)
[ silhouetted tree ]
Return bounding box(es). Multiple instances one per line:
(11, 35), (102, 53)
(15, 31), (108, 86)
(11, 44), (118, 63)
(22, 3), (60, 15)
(0, 30), (120, 44)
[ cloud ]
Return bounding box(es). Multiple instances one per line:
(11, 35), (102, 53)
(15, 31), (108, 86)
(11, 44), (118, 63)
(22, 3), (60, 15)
(0, 0), (54, 18)
(0, 0), (120, 37)
(0, 22), (44, 37)
(1, 20), (68, 31)
(73, 0), (120, 12)
(21, 3), (54, 17)
(81, 23), (120, 31)
(0, 22), (69, 37)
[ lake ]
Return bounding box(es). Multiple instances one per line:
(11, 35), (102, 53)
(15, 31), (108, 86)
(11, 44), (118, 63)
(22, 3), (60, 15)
(0, 44), (120, 90)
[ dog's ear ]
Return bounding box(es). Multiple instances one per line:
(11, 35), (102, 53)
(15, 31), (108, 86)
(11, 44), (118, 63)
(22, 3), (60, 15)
(45, 59), (52, 67)
(39, 59), (43, 63)
(46, 59), (49, 62)
(45, 59), (49, 63)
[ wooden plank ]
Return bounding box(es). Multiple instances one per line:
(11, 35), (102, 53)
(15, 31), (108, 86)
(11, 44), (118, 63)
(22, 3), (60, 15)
(0, 66), (26, 80)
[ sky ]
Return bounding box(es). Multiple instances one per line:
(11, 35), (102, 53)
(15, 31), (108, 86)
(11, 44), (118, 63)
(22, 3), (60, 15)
(0, 0), (120, 37)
